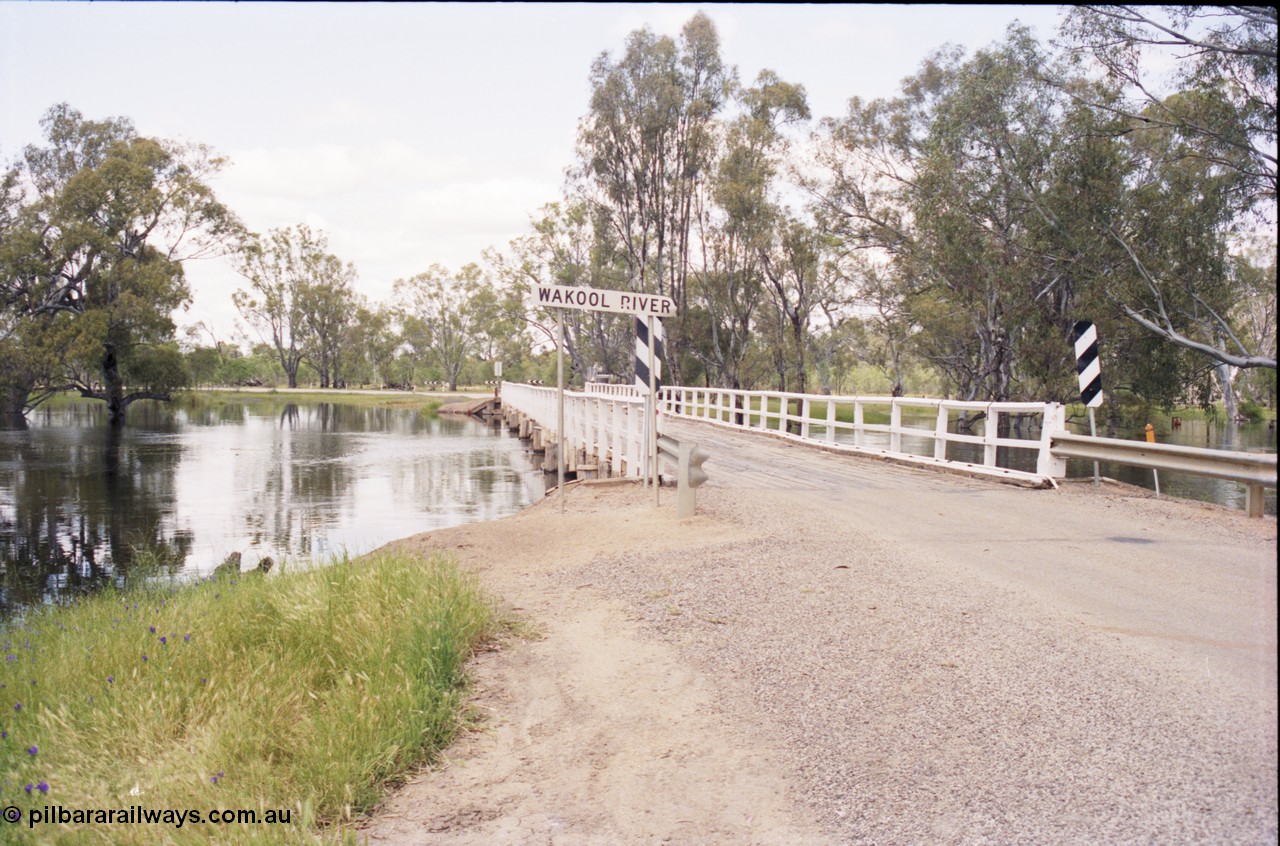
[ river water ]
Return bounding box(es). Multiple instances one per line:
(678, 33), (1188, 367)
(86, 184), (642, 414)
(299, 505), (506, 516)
(2, 396), (1274, 616)
(0, 397), (544, 616)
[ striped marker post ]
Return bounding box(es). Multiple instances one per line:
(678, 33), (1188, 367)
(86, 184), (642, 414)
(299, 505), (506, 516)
(635, 317), (665, 499)
(1073, 320), (1103, 484)
(634, 316), (664, 393)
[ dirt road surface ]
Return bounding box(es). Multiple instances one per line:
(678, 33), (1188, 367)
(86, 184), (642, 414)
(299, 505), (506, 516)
(358, 419), (1277, 845)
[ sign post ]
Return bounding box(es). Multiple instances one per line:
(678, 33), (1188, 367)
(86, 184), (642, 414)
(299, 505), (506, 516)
(556, 310), (565, 513)
(649, 316), (658, 505)
(634, 315), (666, 503)
(526, 284), (676, 511)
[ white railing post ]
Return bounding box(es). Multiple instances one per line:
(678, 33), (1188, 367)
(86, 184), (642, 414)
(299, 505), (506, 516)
(612, 400), (624, 476)
(854, 401), (865, 448)
(934, 404), (949, 461)
(890, 399), (902, 454)
(1038, 403), (1067, 478)
(801, 397), (812, 439)
(983, 404), (999, 467)
(826, 399), (836, 443)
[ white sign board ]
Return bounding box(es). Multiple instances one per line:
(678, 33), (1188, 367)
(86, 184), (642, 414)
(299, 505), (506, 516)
(528, 284), (675, 317)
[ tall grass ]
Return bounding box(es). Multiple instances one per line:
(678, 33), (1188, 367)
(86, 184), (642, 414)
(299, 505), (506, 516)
(0, 551), (495, 845)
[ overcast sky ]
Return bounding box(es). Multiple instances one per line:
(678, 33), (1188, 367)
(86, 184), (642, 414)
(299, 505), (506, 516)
(0, 2), (1065, 341)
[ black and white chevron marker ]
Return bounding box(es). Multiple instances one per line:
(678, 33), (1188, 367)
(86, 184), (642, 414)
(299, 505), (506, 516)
(634, 316), (664, 394)
(1072, 320), (1103, 408)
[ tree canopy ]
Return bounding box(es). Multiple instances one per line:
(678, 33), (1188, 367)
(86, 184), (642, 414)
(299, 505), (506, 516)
(2, 8), (1275, 427)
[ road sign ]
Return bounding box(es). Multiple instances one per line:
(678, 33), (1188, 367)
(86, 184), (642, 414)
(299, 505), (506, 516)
(527, 282), (677, 514)
(1072, 320), (1103, 408)
(634, 316), (664, 394)
(1072, 319), (1104, 484)
(528, 284), (675, 317)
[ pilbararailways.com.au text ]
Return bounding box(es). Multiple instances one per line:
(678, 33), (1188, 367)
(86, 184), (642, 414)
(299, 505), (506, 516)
(4, 804), (293, 829)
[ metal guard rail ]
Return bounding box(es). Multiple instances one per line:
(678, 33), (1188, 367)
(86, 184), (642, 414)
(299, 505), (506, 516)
(1050, 432), (1276, 517)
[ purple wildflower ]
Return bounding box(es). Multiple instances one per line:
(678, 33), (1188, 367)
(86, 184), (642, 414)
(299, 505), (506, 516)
(107, 676), (114, 684)
(37, 781), (48, 794)
(13, 703), (20, 712)
(149, 626), (156, 634)
(27, 745), (37, 756)
(159, 637), (167, 645)
(183, 634), (191, 643)
(142, 655), (148, 662)
(24, 784), (32, 794)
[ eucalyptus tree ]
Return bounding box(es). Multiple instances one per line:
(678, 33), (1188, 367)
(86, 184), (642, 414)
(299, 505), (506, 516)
(1060, 5), (1276, 208)
(503, 202), (630, 383)
(295, 251), (358, 388)
(234, 225), (325, 388)
(758, 218), (843, 394)
(809, 34), (1074, 402)
(574, 11), (733, 382)
(471, 247), (536, 379)
(1, 103), (240, 424)
(1055, 6), (1277, 376)
(808, 28), (1239, 408)
(690, 70), (810, 390)
(395, 264), (488, 391)
(345, 303), (401, 387)
(1229, 237), (1278, 408)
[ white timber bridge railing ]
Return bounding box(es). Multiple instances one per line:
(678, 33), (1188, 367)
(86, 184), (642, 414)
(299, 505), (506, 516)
(502, 382), (1277, 517)
(501, 381), (648, 478)
(657, 386), (1066, 486)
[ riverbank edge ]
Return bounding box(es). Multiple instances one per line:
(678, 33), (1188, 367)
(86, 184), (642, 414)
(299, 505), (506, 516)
(0, 549), (501, 846)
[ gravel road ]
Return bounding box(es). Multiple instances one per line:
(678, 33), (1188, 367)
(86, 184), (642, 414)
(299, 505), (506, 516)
(362, 420), (1277, 845)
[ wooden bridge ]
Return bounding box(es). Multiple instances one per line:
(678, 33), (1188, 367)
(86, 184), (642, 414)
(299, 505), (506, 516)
(493, 379), (1277, 681)
(481, 379), (1279, 840)
(498, 381), (1276, 515)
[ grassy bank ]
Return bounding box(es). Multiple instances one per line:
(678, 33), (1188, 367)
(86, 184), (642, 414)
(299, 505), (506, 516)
(34, 388), (478, 415)
(0, 551), (496, 845)
(179, 388), (458, 412)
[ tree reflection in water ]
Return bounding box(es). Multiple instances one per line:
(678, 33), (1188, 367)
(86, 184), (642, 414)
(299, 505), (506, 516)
(1, 396), (541, 617)
(1, 415), (192, 614)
